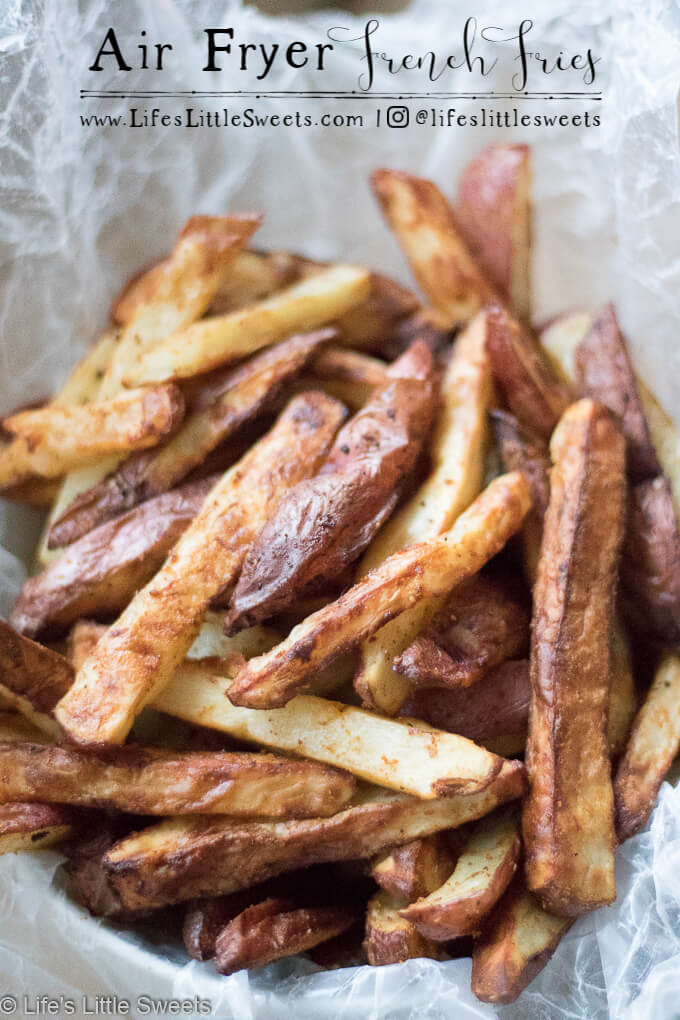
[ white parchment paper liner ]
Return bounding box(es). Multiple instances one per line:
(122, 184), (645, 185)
(0, 1), (679, 1016)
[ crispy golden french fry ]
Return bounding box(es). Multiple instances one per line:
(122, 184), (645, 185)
(123, 265), (372, 386)
(54, 393), (345, 746)
(0, 802), (75, 855)
(486, 304), (571, 440)
(49, 330), (333, 547)
(401, 808), (521, 939)
(53, 331), (120, 407)
(614, 652), (680, 842)
(394, 570), (530, 691)
(364, 889), (443, 965)
(37, 217), (259, 567)
(103, 762), (526, 910)
(215, 898), (358, 975)
(353, 312), (493, 714)
(371, 834), (458, 902)
(403, 660), (530, 758)
(229, 471), (530, 710)
(524, 400), (626, 916)
(0, 384), (184, 487)
(456, 143), (532, 322)
(471, 877), (572, 1005)
(161, 665), (503, 798)
(574, 304), (660, 477)
(0, 620), (72, 738)
(12, 477), (217, 639)
(0, 741), (356, 818)
(371, 169), (494, 327)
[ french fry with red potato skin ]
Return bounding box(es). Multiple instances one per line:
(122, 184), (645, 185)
(401, 808), (521, 940)
(48, 330), (333, 547)
(490, 409), (551, 584)
(615, 652), (680, 842)
(54, 393), (346, 747)
(0, 384), (185, 488)
(620, 475), (680, 645)
(486, 304), (571, 440)
(574, 304), (660, 478)
(64, 819), (145, 920)
(334, 272), (421, 352)
(184, 891), (257, 960)
(371, 834), (458, 902)
(0, 801), (76, 855)
(353, 311), (492, 715)
(215, 898), (359, 975)
(456, 143), (532, 322)
(524, 400), (626, 916)
(228, 471), (530, 710)
(11, 477), (216, 640)
(226, 341), (435, 630)
(371, 169), (494, 328)
(394, 570), (530, 691)
(402, 660), (530, 758)
(123, 265), (372, 386)
(471, 876), (572, 1005)
(0, 619), (73, 737)
(0, 740), (356, 818)
(103, 761), (526, 911)
(364, 889), (444, 966)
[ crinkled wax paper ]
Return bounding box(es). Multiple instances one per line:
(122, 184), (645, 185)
(1, 0), (679, 1016)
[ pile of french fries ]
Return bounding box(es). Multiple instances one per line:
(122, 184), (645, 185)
(1, 144), (678, 1005)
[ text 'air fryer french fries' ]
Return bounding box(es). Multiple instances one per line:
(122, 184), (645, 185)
(103, 763), (526, 911)
(4, 149), (680, 1004)
(0, 384), (185, 488)
(124, 265), (371, 386)
(228, 471), (530, 710)
(614, 652), (680, 842)
(353, 311), (493, 714)
(524, 400), (626, 916)
(0, 741), (356, 818)
(371, 169), (494, 327)
(48, 329), (335, 547)
(470, 877), (572, 1005)
(54, 393), (345, 746)
(401, 808), (521, 940)
(456, 143), (532, 322)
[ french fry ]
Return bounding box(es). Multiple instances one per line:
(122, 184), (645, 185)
(310, 346), (388, 389)
(639, 381), (680, 516)
(353, 311), (493, 714)
(486, 304), (571, 439)
(402, 660), (530, 758)
(334, 272), (421, 352)
(620, 475), (680, 644)
(490, 410), (551, 584)
(123, 265), (372, 386)
(103, 761), (526, 910)
(11, 476), (217, 639)
(2, 478), (62, 509)
(0, 384), (184, 487)
(523, 400), (626, 916)
(184, 891), (257, 960)
(614, 652), (680, 842)
(52, 330), (120, 407)
(161, 665), (503, 799)
(370, 834), (458, 902)
(0, 741), (356, 818)
(0, 620), (73, 737)
(54, 392), (345, 746)
(215, 898), (359, 974)
(607, 622), (637, 758)
(0, 802), (75, 856)
(226, 341), (435, 629)
(456, 143), (532, 322)
(574, 304), (660, 477)
(364, 889), (443, 965)
(401, 808), (521, 939)
(48, 330), (333, 546)
(470, 877), (572, 1004)
(394, 571), (530, 691)
(371, 169), (494, 327)
(228, 471), (530, 710)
